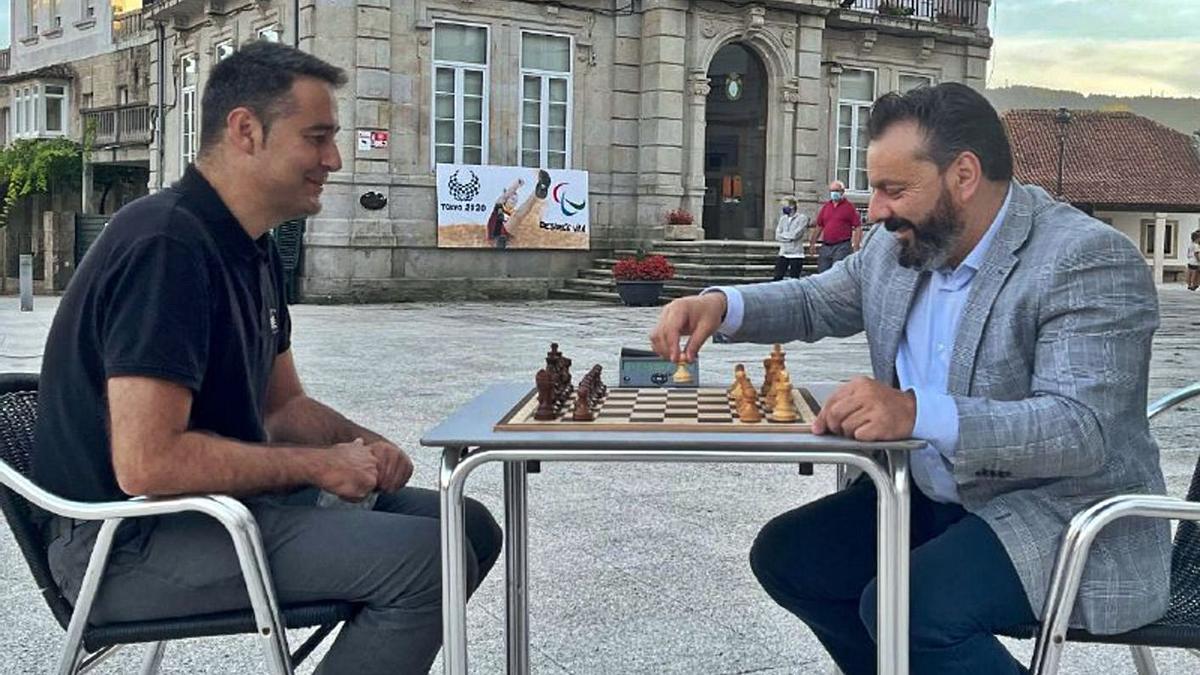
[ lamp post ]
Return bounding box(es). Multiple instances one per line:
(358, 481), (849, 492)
(1055, 107), (1072, 199)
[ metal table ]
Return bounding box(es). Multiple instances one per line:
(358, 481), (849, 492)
(421, 382), (924, 675)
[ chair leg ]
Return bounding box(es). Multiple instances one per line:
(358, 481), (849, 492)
(139, 642), (166, 675)
(59, 520), (123, 675)
(1130, 645), (1159, 675)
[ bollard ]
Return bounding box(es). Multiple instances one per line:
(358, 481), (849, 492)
(19, 254), (33, 311)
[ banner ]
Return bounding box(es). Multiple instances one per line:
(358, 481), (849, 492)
(436, 164), (590, 250)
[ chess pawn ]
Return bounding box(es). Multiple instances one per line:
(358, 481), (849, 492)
(672, 361), (693, 384)
(738, 379), (758, 409)
(770, 372), (799, 422)
(737, 398), (763, 423)
(728, 364), (746, 396)
(760, 357), (776, 402)
(533, 369), (559, 420)
(572, 384), (595, 421)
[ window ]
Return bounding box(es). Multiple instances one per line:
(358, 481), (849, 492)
(11, 82), (68, 138)
(49, 0), (61, 28)
(432, 22), (488, 166)
(519, 32), (572, 169)
(215, 38), (234, 61)
(1141, 219), (1178, 257)
(44, 84), (65, 132)
(26, 0), (37, 36)
(85, 0), (95, 18)
(257, 24), (280, 42)
(836, 68), (875, 193)
(82, 93), (94, 109)
(180, 54), (198, 167)
(117, 86), (128, 104)
(898, 73), (933, 93)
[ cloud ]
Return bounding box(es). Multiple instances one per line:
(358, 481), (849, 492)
(990, 38), (1200, 97)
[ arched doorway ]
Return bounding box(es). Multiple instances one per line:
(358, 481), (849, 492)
(702, 43), (768, 240)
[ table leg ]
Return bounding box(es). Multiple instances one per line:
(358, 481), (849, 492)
(504, 461), (531, 675)
(439, 446), (470, 675)
(887, 449), (912, 675)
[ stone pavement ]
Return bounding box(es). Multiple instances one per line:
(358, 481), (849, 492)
(0, 287), (1198, 674)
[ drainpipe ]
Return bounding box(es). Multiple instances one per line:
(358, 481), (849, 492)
(155, 20), (166, 190)
(293, 0), (300, 48)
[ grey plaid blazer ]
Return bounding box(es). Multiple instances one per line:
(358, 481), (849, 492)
(729, 181), (1170, 634)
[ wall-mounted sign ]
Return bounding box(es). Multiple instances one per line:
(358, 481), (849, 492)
(356, 130), (389, 151)
(436, 163), (590, 250)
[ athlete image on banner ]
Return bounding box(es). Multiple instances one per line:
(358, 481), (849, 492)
(436, 164), (590, 249)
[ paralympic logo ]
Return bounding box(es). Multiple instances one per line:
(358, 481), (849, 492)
(551, 182), (587, 217)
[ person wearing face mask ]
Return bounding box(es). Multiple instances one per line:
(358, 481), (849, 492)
(648, 83), (1167, 674)
(809, 180), (863, 273)
(773, 198), (809, 280)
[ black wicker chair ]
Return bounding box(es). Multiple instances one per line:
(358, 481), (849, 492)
(1004, 382), (1200, 674)
(273, 219), (305, 305)
(0, 372), (359, 674)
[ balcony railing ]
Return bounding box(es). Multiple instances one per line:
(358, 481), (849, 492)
(112, 8), (148, 43)
(842, 0), (981, 27)
(0, 49), (9, 74)
(83, 103), (152, 147)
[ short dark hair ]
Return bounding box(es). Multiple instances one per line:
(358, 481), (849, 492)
(199, 41), (347, 156)
(867, 82), (1013, 182)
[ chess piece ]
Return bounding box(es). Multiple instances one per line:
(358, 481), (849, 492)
(728, 364), (746, 396)
(770, 372), (799, 422)
(737, 397), (763, 422)
(533, 369), (558, 420)
(572, 384), (595, 421)
(760, 357), (776, 402)
(738, 378), (757, 407)
(672, 361), (693, 384)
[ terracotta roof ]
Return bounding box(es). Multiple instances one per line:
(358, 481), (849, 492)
(1002, 109), (1200, 212)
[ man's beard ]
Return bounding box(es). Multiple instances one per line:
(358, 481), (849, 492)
(883, 191), (962, 271)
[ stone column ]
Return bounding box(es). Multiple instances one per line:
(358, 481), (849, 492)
(675, 68), (709, 241)
(81, 162), (93, 214)
(43, 210), (75, 291)
(636, 0), (688, 243)
(1153, 212), (1167, 284)
(792, 14), (826, 210)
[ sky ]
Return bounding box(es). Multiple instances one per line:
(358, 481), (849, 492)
(989, 0), (1200, 97)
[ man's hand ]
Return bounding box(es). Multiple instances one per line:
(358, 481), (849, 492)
(649, 292), (728, 364)
(812, 377), (916, 441)
(367, 440), (414, 492)
(314, 439), (379, 501)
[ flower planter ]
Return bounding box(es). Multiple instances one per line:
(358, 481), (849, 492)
(615, 280), (665, 307)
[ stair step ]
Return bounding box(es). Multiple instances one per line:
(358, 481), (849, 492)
(548, 288), (623, 302)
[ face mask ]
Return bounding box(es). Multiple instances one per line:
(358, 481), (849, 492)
(830, 191), (843, 202)
(782, 207), (794, 215)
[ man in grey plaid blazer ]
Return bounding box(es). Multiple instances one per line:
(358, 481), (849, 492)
(651, 83), (1169, 674)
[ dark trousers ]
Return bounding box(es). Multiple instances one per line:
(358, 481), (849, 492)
(48, 487), (502, 675)
(817, 240), (853, 273)
(773, 256), (804, 281)
(750, 479), (1036, 675)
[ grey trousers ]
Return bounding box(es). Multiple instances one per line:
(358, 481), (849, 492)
(47, 487), (502, 674)
(817, 240), (853, 273)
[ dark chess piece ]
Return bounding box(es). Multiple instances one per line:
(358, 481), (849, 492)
(572, 384), (595, 421)
(533, 369), (559, 420)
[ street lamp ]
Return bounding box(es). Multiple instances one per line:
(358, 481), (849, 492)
(1055, 107), (1072, 198)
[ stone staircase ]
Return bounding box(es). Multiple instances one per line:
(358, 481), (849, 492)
(549, 240), (817, 303)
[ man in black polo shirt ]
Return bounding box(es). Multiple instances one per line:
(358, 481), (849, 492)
(33, 42), (501, 674)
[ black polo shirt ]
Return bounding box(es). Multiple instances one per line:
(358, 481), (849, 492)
(32, 166), (292, 503)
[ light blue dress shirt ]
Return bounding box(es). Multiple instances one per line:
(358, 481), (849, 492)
(709, 187), (1012, 503)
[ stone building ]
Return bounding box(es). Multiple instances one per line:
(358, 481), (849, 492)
(5, 0), (993, 300)
(0, 0), (154, 289)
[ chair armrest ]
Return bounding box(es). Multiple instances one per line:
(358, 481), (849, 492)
(1147, 382), (1200, 421)
(1032, 494), (1200, 672)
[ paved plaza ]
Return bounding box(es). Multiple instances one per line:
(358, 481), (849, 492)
(1, 288), (1198, 674)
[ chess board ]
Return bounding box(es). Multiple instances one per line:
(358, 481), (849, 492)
(495, 387), (821, 433)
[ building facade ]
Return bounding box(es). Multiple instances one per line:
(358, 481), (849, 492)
(5, 0), (993, 300)
(0, 0), (154, 289)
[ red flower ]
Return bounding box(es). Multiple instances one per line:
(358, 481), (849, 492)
(665, 209), (694, 225)
(613, 254), (675, 281)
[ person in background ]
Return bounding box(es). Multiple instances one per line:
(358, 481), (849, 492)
(809, 180), (863, 273)
(773, 198), (809, 281)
